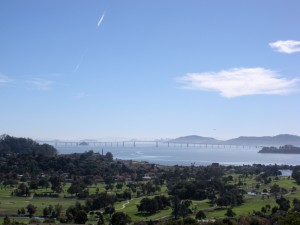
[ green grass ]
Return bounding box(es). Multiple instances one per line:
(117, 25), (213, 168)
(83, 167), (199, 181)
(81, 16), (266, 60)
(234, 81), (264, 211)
(114, 196), (172, 221)
(204, 195), (277, 219)
(191, 199), (211, 211)
(1, 176), (300, 223)
(0, 186), (84, 216)
(203, 175), (300, 219)
(0, 217), (31, 224)
(271, 177), (298, 190)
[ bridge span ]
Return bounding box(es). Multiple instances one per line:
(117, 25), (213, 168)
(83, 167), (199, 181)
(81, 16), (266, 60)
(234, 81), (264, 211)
(37, 140), (261, 149)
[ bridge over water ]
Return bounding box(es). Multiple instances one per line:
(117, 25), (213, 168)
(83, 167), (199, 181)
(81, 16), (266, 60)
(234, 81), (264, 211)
(37, 140), (262, 149)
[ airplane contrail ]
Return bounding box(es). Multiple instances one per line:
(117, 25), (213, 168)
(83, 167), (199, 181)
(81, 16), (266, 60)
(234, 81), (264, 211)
(74, 12), (105, 73)
(97, 12), (105, 27)
(74, 48), (88, 73)
(74, 64), (80, 73)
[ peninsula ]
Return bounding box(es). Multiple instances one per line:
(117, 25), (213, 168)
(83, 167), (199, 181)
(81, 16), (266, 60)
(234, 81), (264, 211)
(258, 145), (300, 154)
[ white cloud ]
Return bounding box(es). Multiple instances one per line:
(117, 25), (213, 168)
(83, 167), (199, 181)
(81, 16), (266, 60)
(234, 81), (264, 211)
(0, 74), (12, 84)
(74, 91), (90, 99)
(177, 67), (299, 98)
(269, 40), (300, 54)
(28, 78), (54, 91)
(97, 12), (105, 27)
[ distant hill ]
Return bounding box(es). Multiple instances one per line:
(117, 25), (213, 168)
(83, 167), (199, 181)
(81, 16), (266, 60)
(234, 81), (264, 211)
(171, 134), (300, 146)
(0, 134), (58, 156)
(223, 134), (300, 146)
(170, 135), (221, 144)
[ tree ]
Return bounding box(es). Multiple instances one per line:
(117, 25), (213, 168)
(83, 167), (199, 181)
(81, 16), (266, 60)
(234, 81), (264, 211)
(183, 217), (198, 225)
(0, 134), (57, 156)
(89, 192), (116, 210)
(97, 212), (105, 225)
(292, 198), (300, 212)
(29, 181), (38, 190)
(225, 208), (236, 217)
(137, 197), (158, 215)
(270, 184), (281, 199)
(292, 167), (300, 185)
(171, 196), (180, 219)
(3, 216), (11, 225)
(73, 210), (88, 224)
(68, 181), (86, 196)
(66, 203), (88, 224)
(103, 175), (115, 188)
(48, 204), (54, 215)
(43, 207), (50, 218)
(54, 204), (63, 217)
(37, 143), (58, 156)
(83, 175), (94, 186)
(276, 197), (290, 211)
(14, 183), (30, 197)
(20, 208), (26, 215)
(27, 204), (37, 217)
(216, 196), (230, 208)
(49, 176), (63, 193)
(111, 212), (131, 225)
(105, 152), (113, 161)
(278, 212), (300, 225)
(38, 178), (50, 189)
(195, 210), (206, 220)
(272, 206), (279, 214)
(178, 200), (192, 218)
(116, 182), (123, 191)
(104, 206), (115, 217)
(43, 204), (62, 218)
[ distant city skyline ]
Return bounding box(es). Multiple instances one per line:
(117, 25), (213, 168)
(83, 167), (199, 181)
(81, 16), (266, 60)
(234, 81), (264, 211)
(1, 1), (300, 140)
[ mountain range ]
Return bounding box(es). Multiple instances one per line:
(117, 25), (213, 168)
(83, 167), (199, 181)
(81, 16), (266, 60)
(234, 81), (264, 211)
(170, 134), (300, 146)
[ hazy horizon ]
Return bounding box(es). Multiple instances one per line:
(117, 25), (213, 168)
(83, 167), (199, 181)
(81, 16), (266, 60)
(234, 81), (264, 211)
(8, 133), (297, 143)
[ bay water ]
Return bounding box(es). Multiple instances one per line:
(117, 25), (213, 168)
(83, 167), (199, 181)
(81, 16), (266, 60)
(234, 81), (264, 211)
(55, 143), (300, 166)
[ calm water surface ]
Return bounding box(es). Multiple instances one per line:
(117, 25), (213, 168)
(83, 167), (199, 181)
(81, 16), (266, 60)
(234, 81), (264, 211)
(56, 143), (300, 166)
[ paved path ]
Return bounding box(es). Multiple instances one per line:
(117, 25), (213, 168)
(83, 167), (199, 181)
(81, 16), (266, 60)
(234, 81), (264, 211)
(117, 199), (132, 210)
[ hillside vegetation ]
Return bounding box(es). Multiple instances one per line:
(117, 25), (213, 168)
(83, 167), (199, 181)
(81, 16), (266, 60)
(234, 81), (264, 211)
(1, 135), (300, 225)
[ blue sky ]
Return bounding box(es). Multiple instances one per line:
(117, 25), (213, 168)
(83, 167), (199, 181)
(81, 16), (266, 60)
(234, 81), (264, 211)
(0, 0), (300, 140)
